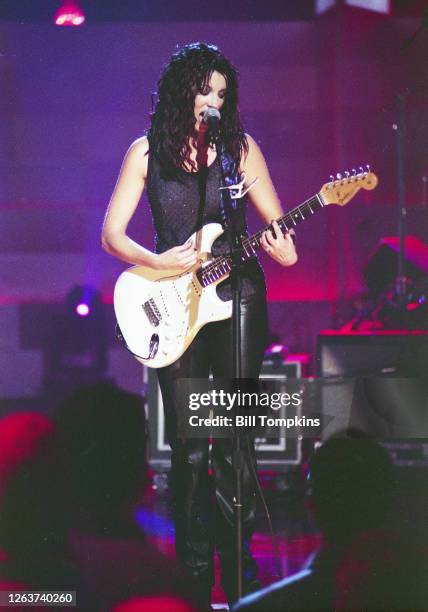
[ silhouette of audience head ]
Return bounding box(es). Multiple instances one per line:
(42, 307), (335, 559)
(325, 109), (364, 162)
(0, 411), (79, 590)
(309, 431), (395, 544)
(310, 434), (428, 610)
(55, 382), (147, 530)
(0, 412), (64, 554)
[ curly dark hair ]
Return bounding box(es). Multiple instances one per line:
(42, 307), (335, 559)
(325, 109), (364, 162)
(147, 42), (248, 177)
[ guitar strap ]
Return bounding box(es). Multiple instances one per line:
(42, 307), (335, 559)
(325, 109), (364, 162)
(196, 166), (209, 252)
(218, 146), (246, 235)
(195, 147), (245, 252)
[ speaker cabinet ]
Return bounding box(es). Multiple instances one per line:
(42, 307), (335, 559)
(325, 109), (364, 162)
(146, 359), (304, 469)
(317, 331), (428, 441)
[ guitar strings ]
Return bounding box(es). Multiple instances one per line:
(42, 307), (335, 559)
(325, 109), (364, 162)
(200, 173), (372, 281)
(199, 196), (322, 282)
(195, 171), (372, 284)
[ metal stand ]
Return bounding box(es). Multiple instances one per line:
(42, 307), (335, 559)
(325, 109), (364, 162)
(395, 93), (408, 312)
(394, 7), (428, 311)
(214, 137), (245, 600)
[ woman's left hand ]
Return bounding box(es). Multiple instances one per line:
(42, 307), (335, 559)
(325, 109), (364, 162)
(260, 220), (298, 267)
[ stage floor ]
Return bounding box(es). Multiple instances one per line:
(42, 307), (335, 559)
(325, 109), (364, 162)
(135, 465), (428, 607)
(136, 468), (319, 605)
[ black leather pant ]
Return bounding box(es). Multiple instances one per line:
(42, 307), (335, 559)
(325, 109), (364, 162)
(157, 295), (268, 602)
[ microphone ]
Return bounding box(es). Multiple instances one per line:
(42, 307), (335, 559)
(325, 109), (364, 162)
(202, 108), (221, 141)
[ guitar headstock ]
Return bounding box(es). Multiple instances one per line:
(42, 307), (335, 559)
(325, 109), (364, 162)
(320, 166), (378, 207)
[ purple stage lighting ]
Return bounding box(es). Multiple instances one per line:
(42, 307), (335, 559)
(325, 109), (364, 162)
(75, 303), (90, 317)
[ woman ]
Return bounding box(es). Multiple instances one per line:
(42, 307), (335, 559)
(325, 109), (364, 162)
(102, 42), (297, 606)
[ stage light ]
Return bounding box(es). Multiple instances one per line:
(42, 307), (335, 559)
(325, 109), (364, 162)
(264, 343), (288, 365)
(76, 303), (90, 317)
(43, 285), (108, 399)
(66, 285), (99, 318)
(55, 1), (85, 27)
(270, 344), (285, 354)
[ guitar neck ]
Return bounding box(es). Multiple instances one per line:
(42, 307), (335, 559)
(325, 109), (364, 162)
(197, 192), (325, 287)
(242, 192), (324, 257)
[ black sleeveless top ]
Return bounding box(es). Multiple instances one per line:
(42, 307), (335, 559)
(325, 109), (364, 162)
(146, 153), (266, 301)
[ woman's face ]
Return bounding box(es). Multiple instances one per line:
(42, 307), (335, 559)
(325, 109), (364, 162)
(194, 70), (227, 131)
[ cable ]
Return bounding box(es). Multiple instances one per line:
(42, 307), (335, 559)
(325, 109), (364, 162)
(245, 432), (283, 582)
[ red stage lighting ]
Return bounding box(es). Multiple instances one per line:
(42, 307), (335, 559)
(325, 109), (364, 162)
(55, 1), (85, 27)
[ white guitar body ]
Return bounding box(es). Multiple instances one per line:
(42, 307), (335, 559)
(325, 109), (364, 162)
(114, 223), (232, 368)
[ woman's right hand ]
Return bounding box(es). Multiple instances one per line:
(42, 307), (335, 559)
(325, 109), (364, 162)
(154, 239), (199, 272)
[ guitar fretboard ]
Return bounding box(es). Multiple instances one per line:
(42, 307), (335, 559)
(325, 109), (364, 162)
(196, 193), (324, 287)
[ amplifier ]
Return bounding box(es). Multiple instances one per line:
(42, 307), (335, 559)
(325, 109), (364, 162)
(255, 359), (303, 468)
(146, 359), (304, 469)
(317, 330), (428, 440)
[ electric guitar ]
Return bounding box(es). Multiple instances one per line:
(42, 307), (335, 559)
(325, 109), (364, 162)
(114, 168), (378, 368)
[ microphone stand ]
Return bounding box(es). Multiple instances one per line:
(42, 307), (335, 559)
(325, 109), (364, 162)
(213, 134), (245, 601)
(394, 92), (408, 314)
(393, 8), (428, 316)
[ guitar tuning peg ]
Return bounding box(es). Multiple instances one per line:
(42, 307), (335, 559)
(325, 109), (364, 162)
(352, 168), (357, 177)
(336, 172), (342, 180)
(359, 166), (364, 175)
(329, 174), (335, 184)
(366, 164), (371, 173)
(345, 170), (350, 180)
